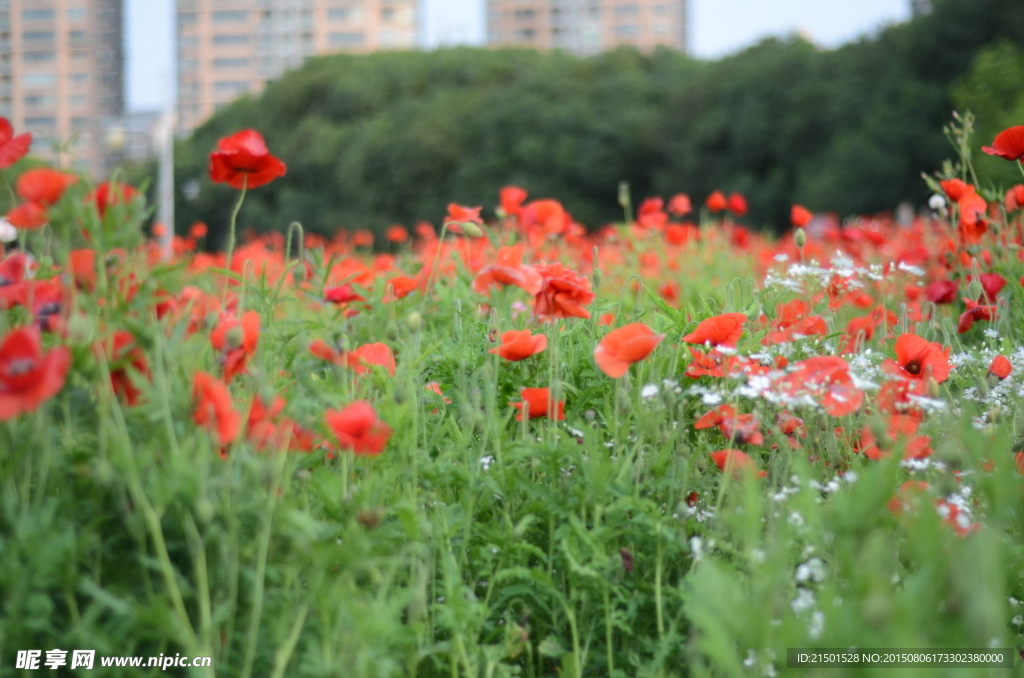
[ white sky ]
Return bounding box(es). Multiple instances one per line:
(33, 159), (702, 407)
(126, 0), (911, 111)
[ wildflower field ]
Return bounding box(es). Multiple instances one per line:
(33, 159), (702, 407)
(4, 116), (1024, 677)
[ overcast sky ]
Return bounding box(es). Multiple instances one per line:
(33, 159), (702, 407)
(126, 0), (910, 111)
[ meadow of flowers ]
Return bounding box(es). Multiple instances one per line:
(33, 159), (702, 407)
(3, 115), (1024, 677)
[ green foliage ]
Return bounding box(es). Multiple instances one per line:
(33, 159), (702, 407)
(166, 0), (1024, 247)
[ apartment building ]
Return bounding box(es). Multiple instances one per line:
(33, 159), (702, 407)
(486, 0), (685, 55)
(0, 0), (124, 177)
(176, 0), (417, 133)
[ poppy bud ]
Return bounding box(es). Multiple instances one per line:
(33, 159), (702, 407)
(934, 440), (964, 471)
(618, 181), (630, 208)
(295, 468), (311, 481)
(293, 264), (307, 283)
(927, 377), (940, 399)
(988, 403), (1002, 422)
(615, 388), (631, 415)
(393, 383), (409, 404)
(794, 227), (807, 248)
(934, 474), (959, 498)
(66, 313), (94, 344)
(495, 205), (507, 220)
(195, 497), (215, 524)
(593, 266), (602, 290)
(1017, 415), (1024, 438)
(987, 372), (1001, 389)
(356, 507), (385, 529)
(385, 319), (399, 342)
(966, 279), (983, 301)
(406, 311), (423, 332)
(460, 221), (483, 238)
(976, 374), (990, 398)
(226, 325), (245, 349)
(619, 547), (634, 573)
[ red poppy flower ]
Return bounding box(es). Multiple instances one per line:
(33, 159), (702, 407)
(0, 118), (31, 168)
(665, 222), (699, 245)
(210, 311), (260, 381)
(445, 203), (483, 227)
(696, 405), (763, 445)
(924, 279), (958, 305)
(727, 192), (747, 217)
(533, 262), (594, 320)
(705, 190), (727, 213)
(881, 334), (950, 383)
(500, 185), (528, 216)
(6, 200), (48, 229)
(667, 193), (692, 216)
(90, 181), (139, 217)
(875, 378), (927, 421)
(940, 178), (972, 201)
(683, 312), (746, 348)
(385, 225), (408, 243)
(685, 347), (726, 378)
(193, 371), (241, 448)
(325, 400), (391, 455)
(593, 322), (664, 378)
(383, 275), (420, 302)
(976, 273), (1006, 301)
(791, 204), (813, 227)
(17, 168), (77, 205)
(957, 298), (997, 334)
(1005, 185), (1024, 211)
(190, 222), (209, 239)
(982, 125), (1024, 161)
(490, 329), (547, 361)
(989, 355), (1012, 381)
(247, 394), (316, 452)
(512, 387), (565, 420)
(209, 129), (287, 189)
(777, 356), (863, 416)
(0, 326), (71, 420)
(345, 342), (396, 375)
(97, 330), (150, 406)
(710, 449), (765, 478)
(636, 197), (668, 229)
(324, 285), (365, 304)
(473, 245), (543, 296)
(857, 414), (931, 461)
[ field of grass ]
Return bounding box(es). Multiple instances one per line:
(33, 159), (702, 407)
(3, 121), (1024, 677)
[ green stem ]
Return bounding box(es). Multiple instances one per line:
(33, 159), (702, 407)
(225, 177), (248, 274)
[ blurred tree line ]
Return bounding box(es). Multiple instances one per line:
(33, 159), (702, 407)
(164, 0), (1024, 245)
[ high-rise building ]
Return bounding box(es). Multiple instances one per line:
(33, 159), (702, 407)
(175, 0), (418, 133)
(485, 0), (685, 55)
(1, 0), (124, 178)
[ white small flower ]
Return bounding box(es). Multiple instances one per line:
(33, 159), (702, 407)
(929, 194), (946, 210)
(808, 610), (825, 639)
(641, 383), (660, 400)
(788, 511), (805, 527)
(689, 536), (704, 561)
(0, 218), (15, 244)
(479, 455), (495, 471)
(792, 588), (815, 613)
(744, 650), (756, 668)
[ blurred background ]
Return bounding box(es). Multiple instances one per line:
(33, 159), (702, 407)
(5, 0), (1024, 244)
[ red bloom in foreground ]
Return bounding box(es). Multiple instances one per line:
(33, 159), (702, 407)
(325, 400), (392, 455)
(210, 311), (260, 381)
(957, 298), (997, 334)
(490, 329), (547, 361)
(0, 117), (31, 169)
(17, 168), (77, 205)
(667, 193), (692, 216)
(192, 372), (241, 447)
(247, 394), (316, 452)
(594, 322), (664, 378)
(924, 279), (958, 305)
(6, 201), (48, 229)
(512, 387), (565, 421)
(90, 181), (139, 217)
(445, 203), (483, 226)
(858, 414), (932, 461)
(989, 355), (1012, 381)
(791, 204), (813, 227)
(209, 129), (287, 189)
(473, 245), (543, 296)
(683, 312), (746, 348)
(696, 405), (764, 446)
(705, 191), (727, 213)
(500, 185), (528, 216)
(777, 356), (863, 416)
(99, 330), (150, 407)
(710, 449), (766, 478)
(0, 326), (71, 420)
(982, 125), (1024, 161)
(882, 334), (950, 383)
(533, 262), (594, 319)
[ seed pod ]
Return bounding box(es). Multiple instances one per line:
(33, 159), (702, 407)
(406, 311), (423, 332)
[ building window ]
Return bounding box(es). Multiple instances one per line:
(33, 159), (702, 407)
(213, 34), (250, 45)
(178, 35), (199, 49)
(69, 72), (88, 84)
(68, 30), (87, 43)
(25, 117), (57, 128)
(22, 9), (55, 21)
(614, 23), (640, 36)
(329, 31), (365, 46)
(71, 51), (89, 61)
(22, 73), (57, 88)
(68, 8), (87, 20)
(214, 80), (250, 94)
(70, 94), (88, 106)
(178, 12), (198, 25)
(213, 58), (249, 68)
(23, 31), (56, 41)
(653, 4), (669, 14)
(180, 59), (198, 72)
(513, 9), (535, 20)
(24, 94), (56, 108)
(381, 7), (396, 22)
(213, 11), (248, 23)
(71, 116), (88, 131)
(23, 52), (56, 63)
(515, 28), (536, 41)
(613, 5), (639, 17)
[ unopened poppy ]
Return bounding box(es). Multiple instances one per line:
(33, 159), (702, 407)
(325, 400), (391, 455)
(192, 371), (241, 447)
(727, 192), (747, 217)
(490, 329), (547, 361)
(512, 387), (564, 421)
(593, 323), (664, 378)
(209, 129), (287, 189)
(982, 125), (1024, 161)
(0, 326), (71, 420)
(683, 312), (746, 348)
